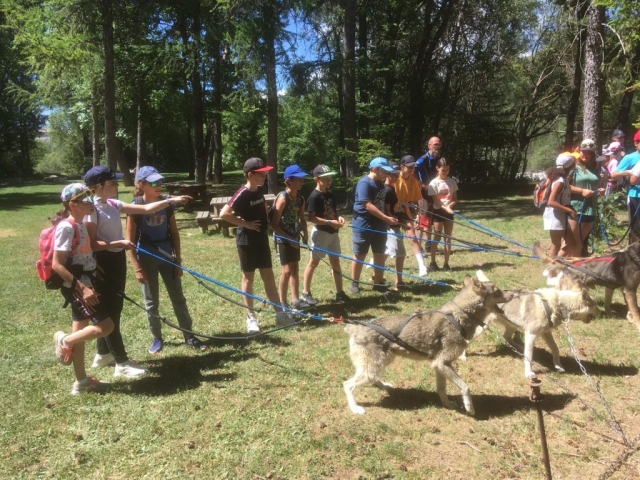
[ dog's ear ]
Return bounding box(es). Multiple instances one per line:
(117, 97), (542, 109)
(476, 270), (490, 283)
(501, 290), (517, 302)
(462, 275), (474, 287)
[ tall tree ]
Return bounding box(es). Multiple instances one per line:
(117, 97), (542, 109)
(583, 1), (605, 151)
(342, 0), (357, 177)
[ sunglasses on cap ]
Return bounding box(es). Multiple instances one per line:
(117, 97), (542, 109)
(144, 180), (163, 187)
(70, 188), (95, 203)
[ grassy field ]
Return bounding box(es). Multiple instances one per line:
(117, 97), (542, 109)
(0, 178), (639, 479)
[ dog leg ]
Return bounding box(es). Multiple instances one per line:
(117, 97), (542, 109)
(373, 380), (393, 390)
(502, 325), (523, 353)
(343, 369), (370, 415)
(604, 288), (613, 317)
(542, 332), (564, 373)
(435, 363), (475, 415)
(623, 288), (640, 331)
(523, 332), (537, 378)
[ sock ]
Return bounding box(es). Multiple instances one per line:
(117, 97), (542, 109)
(415, 253), (426, 269)
(77, 377), (89, 386)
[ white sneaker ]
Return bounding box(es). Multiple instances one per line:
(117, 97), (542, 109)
(91, 353), (116, 368)
(275, 311), (296, 326)
(418, 266), (428, 277)
(113, 360), (147, 378)
(246, 315), (261, 334)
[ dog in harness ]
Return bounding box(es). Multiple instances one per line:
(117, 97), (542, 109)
(534, 241), (640, 330)
(342, 271), (507, 416)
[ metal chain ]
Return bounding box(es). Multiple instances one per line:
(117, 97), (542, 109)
(597, 434), (640, 480)
(561, 319), (629, 446)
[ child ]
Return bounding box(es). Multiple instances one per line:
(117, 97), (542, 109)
(84, 166), (192, 375)
(52, 183), (115, 394)
(220, 157), (293, 333)
(270, 165), (309, 310)
(427, 158), (458, 272)
(544, 153), (578, 257)
(126, 166), (207, 354)
(302, 165), (349, 304)
(382, 162), (407, 289)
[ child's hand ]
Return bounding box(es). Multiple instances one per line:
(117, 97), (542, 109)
(135, 268), (146, 284)
(244, 219), (261, 232)
(174, 267), (183, 278)
(80, 283), (98, 306)
(113, 239), (136, 250)
(569, 210), (577, 220)
(169, 195), (193, 205)
(338, 216), (346, 225)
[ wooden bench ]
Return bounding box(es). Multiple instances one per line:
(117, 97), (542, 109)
(165, 183), (208, 202)
(203, 193), (277, 237)
(195, 211), (227, 234)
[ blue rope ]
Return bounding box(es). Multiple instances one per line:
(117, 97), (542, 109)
(273, 234), (452, 288)
(348, 225), (539, 259)
(136, 246), (326, 321)
(451, 212), (532, 251)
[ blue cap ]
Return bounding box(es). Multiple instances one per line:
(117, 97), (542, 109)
(135, 166), (164, 183)
(283, 164), (309, 179)
(84, 165), (124, 186)
(369, 157), (394, 173)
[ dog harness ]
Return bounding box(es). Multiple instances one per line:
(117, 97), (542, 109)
(556, 255), (620, 289)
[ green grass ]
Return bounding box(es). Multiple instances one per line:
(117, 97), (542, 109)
(1, 180), (639, 479)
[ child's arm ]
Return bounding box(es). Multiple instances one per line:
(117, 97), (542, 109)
(52, 250), (98, 306)
(168, 213), (183, 278)
(125, 215), (146, 284)
(220, 204), (261, 231)
(85, 220), (135, 252)
(299, 197), (308, 244)
(120, 196), (192, 215)
(547, 181), (577, 219)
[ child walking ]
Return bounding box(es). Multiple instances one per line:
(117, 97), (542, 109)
(52, 183), (115, 394)
(270, 165), (309, 310)
(126, 167), (207, 354)
(220, 157), (294, 333)
(301, 165), (350, 304)
(84, 166), (192, 375)
(427, 158), (458, 272)
(543, 153), (578, 257)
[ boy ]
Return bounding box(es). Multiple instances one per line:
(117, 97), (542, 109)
(350, 157), (398, 294)
(270, 165), (309, 310)
(382, 162), (407, 289)
(301, 165), (350, 304)
(220, 158), (293, 333)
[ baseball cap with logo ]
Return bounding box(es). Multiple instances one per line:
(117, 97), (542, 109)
(388, 161), (401, 174)
(312, 164), (337, 177)
(84, 165), (124, 186)
(136, 166), (164, 183)
(243, 157), (274, 174)
(369, 157), (394, 173)
(400, 155), (416, 167)
(283, 164), (308, 179)
(579, 139), (596, 153)
(612, 129), (625, 139)
(61, 183), (94, 204)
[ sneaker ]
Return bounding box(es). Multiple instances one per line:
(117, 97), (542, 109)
(71, 376), (109, 395)
(114, 360), (147, 378)
(91, 353), (116, 368)
(443, 264), (453, 273)
(300, 292), (318, 306)
(292, 298), (312, 310)
(186, 337), (208, 351)
(349, 282), (360, 294)
(54, 331), (73, 366)
(418, 266), (428, 277)
(428, 262), (440, 272)
(246, 315), (261, 334)
(275, 311), (296, 326)
(148, 338), (163, 354)
(372, 284), (389, 293)
(335, 291), (351, 303)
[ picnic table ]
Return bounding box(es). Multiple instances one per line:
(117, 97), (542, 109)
(165, 182), (208, 202)
(196, 193), (276, 236)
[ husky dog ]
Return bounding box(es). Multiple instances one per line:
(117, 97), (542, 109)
(494, 288), (600, 378)
(534, 241), (640, 330)
(343, 271), (506, 416)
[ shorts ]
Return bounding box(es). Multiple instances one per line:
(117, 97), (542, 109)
(278, 240), (301, 265)
(310, 228), (341, 260)
(432, 208), (453, 222)
(237, 234), (272, 271)
(575, 214), (595, 224)
(61, 277), (110, 325)
(418, 213), (432, 230)
(385, 228), (406, 258)
(352, 226), (387, 256)
(543, 207), (567, 231)
(629, 197), (640, 234)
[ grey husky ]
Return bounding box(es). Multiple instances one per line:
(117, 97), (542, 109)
(343, 271), (506, 416)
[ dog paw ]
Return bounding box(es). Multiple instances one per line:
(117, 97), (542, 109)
(379, 381), (393, 390)
(465, 406), (476, 416)
(442, 399), (458, 410)
(554, 365), (565, 373)
(350, 405), (366, 415)
(525, 371), (536, 379)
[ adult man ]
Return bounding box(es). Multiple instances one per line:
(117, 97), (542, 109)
(350, 157), (399, 294)
(613, 130), (640, 242)
(612, 129), (625, 145)
(414, 137), (442, 246)
(395, 155), (428, 276)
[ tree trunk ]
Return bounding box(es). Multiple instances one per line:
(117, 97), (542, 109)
(342, 0), (357, 178)
(92, 83), (100, 167)
(582, 3), (604, 153)
(564, 1), (588, 150)
(264, 4), (279, 193)
(211, 38), (223, 183)
(101, 0), (133, 185)
(357, 1), (369, 139)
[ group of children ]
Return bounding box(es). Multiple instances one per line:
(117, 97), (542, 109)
(50, 155), (459, 394)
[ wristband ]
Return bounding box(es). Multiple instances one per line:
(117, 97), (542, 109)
(326, 219), (331, 226)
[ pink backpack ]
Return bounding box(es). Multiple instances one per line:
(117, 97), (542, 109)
(36, 219), (80, 289)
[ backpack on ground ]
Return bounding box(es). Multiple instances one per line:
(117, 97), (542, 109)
(533, 178), (552, 209)
(36, 219), (80, 289)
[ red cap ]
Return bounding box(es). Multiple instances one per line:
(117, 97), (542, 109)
(634, 130), (640, 143)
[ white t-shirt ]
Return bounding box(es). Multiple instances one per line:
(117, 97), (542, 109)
(54, 220), (97, 287)
(427, 177), (459, 208)
(84, 197), (125, 252)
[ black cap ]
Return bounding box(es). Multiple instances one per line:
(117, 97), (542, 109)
(400, 155), (416, 167)
(388, 161), (401, 173)
(612, 129), (625, 139)
(83, 166), (124, 186)
(243, 157), (274, 174)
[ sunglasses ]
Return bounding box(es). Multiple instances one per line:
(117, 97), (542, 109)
(144, 180), (163, 187)
(69, 188), (95, 203)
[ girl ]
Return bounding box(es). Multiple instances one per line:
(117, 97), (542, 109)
(126, 167), (207, 354)
(427, 158), (458, 272)
(543, 153), (578, 257)
(83, 166), (192, 376)
(564, 139), (603, 257)
(52, 183), (115, 395)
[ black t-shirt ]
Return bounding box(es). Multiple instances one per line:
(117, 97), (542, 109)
(307, 189), (338, 234)
(227, 185), (268, 245)
(384, 184), (399, 218)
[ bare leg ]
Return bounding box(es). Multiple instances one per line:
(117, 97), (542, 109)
(279, 263), (292, 305)
(259, 268), (284, 313)
(288, 261), (300, 303)
(242, 271), (255, 316)
(351, 254), (367, 283)
(303, 257), (320, 294)
(548, 230), (564, 257)
(328, 255), (344, 292)
(431, 222), (444, 264)
(372, 253), (387, 284)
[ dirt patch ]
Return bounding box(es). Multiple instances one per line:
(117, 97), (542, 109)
(0, 229), (16, 238)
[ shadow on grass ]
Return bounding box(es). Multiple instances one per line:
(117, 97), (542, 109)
(0, 191), (62, 211)
(461, 197), (539, 221)
(370, 388), (573, 420)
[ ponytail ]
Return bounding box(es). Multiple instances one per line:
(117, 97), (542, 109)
(49, 206), (70, 226)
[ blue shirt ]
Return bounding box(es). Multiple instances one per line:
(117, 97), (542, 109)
(131, 197), (175, 257)
(415, 152), (438, 185)
(615, 151), (640, 198)
(353, 175), (386, 230)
